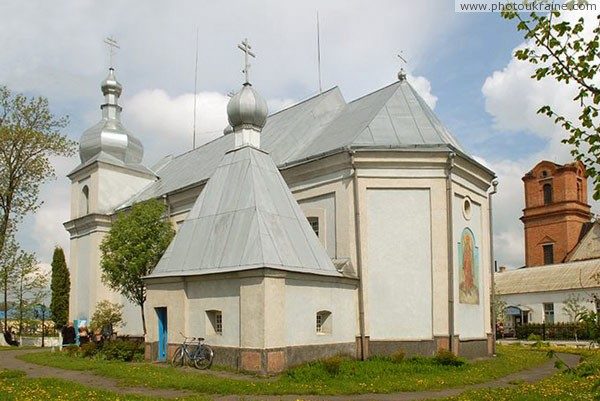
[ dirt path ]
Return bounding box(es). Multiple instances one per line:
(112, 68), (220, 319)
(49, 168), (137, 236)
(0, 348), (581, 401)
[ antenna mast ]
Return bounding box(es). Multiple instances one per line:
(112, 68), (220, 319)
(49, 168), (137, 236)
(317, 12), (322, 93)
(193, 28), (199, 150)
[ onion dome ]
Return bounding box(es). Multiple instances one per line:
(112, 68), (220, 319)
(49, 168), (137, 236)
(226, 83), (268, 131)
(79, 68), (144, 165)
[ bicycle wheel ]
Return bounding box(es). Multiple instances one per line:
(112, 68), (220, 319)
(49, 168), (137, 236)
(171, 345), (184, 367)
(193, 344), (214, 370)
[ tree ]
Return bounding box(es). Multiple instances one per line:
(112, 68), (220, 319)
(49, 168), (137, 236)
(1, 235), (20, 332)
(0, 86), (75, 273)
(89, 300), (124, 336)
(493, 297), (508, 323)
(50, 247), (70, 330)
(100, 199), (175, 335)
(562, 293), (586, 322)
(502, 1), (600, 199)
(0, 239), (46, 335)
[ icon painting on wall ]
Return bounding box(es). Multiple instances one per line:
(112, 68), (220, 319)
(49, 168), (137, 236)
(458, 228), (479, 304)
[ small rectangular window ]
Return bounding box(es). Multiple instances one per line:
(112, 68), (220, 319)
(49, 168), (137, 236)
(206, 310), (222, 335)
(316, 310), (331, 334)
(543, 303), (554, 324)
(543, 244), (554, 265)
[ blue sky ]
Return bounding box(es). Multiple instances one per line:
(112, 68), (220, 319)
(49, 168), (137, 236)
(1, 0), (597, 270)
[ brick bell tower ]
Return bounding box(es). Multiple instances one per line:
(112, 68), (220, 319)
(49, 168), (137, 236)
(521, 160), (591, 267)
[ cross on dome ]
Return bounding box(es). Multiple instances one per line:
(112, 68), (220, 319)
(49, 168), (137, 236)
(237, 38), (256, 84)
(104, 36), (120, 68)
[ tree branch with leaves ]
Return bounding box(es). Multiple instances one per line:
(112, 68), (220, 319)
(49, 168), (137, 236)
(0, 86), (76, 271)
(502, 2), (600, 198)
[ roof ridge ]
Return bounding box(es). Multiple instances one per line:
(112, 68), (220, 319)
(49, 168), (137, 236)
(268, 86), (341, 118)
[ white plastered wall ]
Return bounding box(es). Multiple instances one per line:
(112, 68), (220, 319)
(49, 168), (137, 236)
(498, 290), (598, 325)
(364, 187), (434, 339)
(145, 280), (186, 344)
(452, 175), (492, 340)
(285, 277), (357, 345)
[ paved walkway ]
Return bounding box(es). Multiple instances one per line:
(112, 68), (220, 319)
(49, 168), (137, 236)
(0, 348), (581, 401)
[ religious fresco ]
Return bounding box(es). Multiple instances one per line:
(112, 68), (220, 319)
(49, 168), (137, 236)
(458, 228), (479, 304)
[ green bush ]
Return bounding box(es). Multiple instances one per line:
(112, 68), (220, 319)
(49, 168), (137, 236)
(527, 333), (542, 342)
(321, 355), (345, 377)
(100, 339), (143, 362)
(433, 349), (465, 367)
(79, 342), (99, 358)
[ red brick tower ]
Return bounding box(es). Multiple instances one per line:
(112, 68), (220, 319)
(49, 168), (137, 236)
(521, 160), (591, 267)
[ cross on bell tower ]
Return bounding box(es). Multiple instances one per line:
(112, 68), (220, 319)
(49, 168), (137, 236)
(237, 38), (256, 84)
(104, 36), (120, 68)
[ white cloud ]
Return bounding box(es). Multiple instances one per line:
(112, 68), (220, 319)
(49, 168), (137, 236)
(124, 90), (229, 161)
(408, 74), (438, 110)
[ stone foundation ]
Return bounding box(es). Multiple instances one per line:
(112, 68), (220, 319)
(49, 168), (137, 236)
(145, 335), (491, 373)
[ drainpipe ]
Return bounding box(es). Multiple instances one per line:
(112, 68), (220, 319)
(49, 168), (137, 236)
(488, 178), (498, 355)
(162, 194), (171, 220)
(446, 152), (456, 353)
(350, 150), (367, 361)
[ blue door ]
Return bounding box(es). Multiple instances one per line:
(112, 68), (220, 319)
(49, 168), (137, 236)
(156, 307), (168, 361)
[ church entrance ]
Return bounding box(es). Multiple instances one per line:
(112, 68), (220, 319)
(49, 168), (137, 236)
(156, 307), (168, 361)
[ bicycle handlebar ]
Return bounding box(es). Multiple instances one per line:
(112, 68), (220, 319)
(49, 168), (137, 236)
(179, 332), (205, 342)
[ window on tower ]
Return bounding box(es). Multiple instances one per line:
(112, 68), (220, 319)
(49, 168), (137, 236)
(543, 244), (554, 265)
(543, 183), (552, 205)
(81, 185), (90, 215)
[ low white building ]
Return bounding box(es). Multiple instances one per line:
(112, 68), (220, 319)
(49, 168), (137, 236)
(496, 222), (600, 334)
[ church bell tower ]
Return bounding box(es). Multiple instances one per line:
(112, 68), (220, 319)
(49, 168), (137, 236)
(521, 160), (591, 267)
(63, 68), (155, 331)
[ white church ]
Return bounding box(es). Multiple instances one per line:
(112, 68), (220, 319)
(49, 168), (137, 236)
(64, 48), (497, 373)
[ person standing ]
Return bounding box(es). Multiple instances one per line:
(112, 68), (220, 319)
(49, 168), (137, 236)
(62, 322), (76, 347)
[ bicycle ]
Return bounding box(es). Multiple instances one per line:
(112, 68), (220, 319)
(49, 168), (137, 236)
(171, 332), (214, 369)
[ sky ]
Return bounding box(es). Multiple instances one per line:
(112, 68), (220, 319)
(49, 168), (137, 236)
(0, 0), (598, 271)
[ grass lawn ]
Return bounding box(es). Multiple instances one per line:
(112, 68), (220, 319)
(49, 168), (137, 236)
(0, 369), (175, 401)
(18, 345), (550, 396)
(428, 349), (600, 401)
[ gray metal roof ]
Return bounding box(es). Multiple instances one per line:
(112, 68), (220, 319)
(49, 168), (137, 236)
(495, 259), (600, 295)
(126, 79), (471, 206)
(567, 222), (600, 262)
(148, 145), (340, 278)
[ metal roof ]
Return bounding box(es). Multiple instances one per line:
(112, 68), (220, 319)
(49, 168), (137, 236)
(74, 69), (146, 175)
(148, 145), (340, 279)
(125, 79), (472, 206)
(567, 222), (600, 262)
(495, 259), (600, 295)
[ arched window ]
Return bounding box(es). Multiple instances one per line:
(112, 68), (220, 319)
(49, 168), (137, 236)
(80, 185), (90, 215)
(543, 183), (552, 205)
(577, 181), (582, 202)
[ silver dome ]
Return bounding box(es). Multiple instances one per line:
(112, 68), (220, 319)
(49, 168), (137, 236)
(226, 83), (268, 131)
(79, 68), (144, 165)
